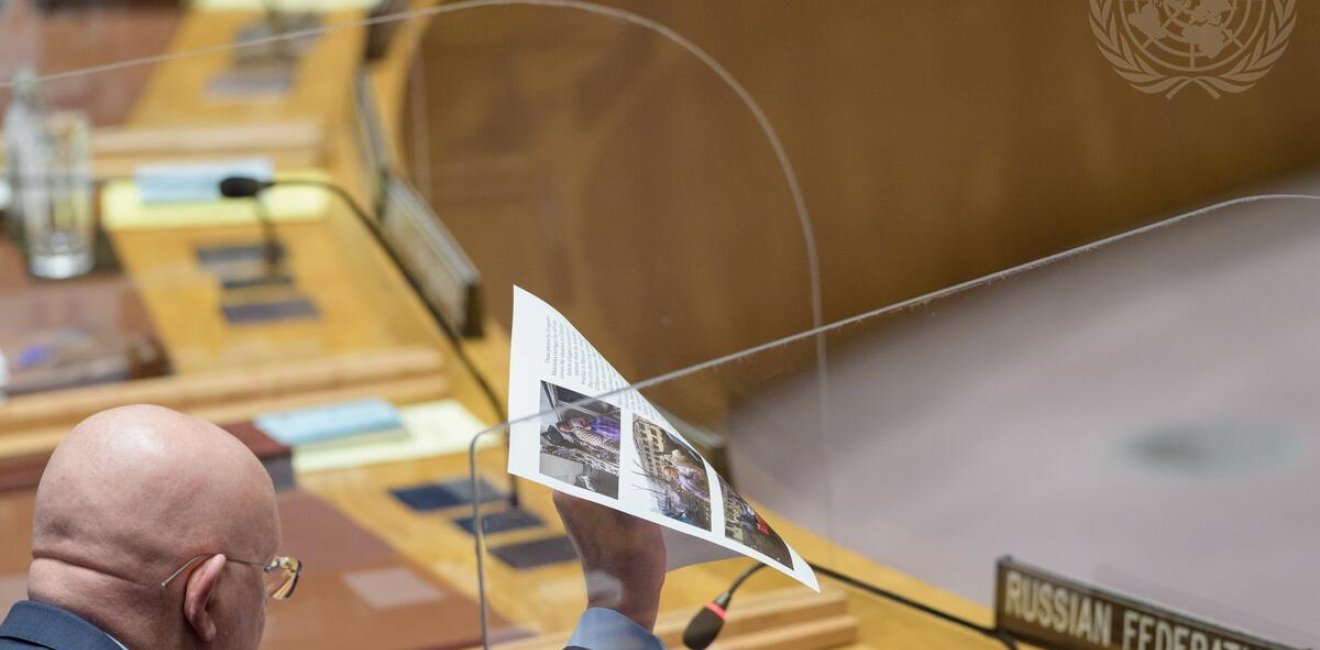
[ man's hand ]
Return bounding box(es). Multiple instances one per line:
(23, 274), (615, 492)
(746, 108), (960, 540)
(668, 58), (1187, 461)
(554, 491), (667, 631)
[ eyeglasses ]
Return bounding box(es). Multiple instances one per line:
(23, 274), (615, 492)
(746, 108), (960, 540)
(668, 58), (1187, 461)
(161, 554), (303, 600)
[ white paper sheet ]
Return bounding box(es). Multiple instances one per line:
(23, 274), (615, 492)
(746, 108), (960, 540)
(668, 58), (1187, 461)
(507, 287), (818, 591)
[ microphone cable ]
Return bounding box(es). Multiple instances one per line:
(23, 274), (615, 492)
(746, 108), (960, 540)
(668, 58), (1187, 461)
(684, 561), (1018, 650)
(681, 561), (764, 649)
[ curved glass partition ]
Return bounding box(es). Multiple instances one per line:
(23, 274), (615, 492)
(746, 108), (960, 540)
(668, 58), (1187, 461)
(395, 0), (825, 387)
(471, 194), (1320, 649)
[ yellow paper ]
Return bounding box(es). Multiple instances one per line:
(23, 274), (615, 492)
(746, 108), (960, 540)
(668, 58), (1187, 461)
(101, 170), (332, 231)
(293, 400), (498, 474)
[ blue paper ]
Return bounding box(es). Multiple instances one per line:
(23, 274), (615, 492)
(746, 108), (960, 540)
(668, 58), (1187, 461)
(134, 158), (273, 204)
(255, 398), (402, 446)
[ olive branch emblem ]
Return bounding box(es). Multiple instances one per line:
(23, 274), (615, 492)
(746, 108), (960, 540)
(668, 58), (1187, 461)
(1090, 0), (1296, 98)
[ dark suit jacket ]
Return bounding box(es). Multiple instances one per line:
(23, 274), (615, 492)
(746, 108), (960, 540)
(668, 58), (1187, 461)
(0, 600), (124, 650)
(0, 600), (601, 650)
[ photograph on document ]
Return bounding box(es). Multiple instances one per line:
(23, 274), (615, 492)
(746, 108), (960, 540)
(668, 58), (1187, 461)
(630, 416), (712, 531)
(718, 476), (793, 568)
(537, 380), (621, 498)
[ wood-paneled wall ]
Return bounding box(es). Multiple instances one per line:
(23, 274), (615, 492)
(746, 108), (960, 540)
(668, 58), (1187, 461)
(397, 0), (1320, 423)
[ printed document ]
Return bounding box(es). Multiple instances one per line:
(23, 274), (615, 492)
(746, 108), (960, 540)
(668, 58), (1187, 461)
(507, 287), (818, 590)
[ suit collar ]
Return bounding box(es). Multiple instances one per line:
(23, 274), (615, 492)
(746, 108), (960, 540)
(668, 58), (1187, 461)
(0, 600), (127, 650)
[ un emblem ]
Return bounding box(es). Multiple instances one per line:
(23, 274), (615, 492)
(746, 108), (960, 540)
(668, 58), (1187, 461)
(1090, 0), (1296, 98)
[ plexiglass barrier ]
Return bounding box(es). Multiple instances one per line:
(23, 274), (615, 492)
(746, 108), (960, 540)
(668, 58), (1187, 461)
(0, 3), (1318, 650)
(469, 193), (1320, 649)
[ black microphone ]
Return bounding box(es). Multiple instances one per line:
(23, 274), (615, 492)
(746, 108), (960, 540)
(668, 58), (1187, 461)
(218, 176), (273, 199)
(682, 563), (763, 649)
(682, 594), (730, 650)
(218, 176), (282, 272)
(684, 561), (1019, 649)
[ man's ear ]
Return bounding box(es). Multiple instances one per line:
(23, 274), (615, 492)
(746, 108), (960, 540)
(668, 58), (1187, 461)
(182, 554), (227, 642)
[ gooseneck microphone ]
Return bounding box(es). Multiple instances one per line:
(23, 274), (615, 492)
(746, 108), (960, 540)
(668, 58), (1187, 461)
(684, 561), (1018, 649)
(217, 176), (518, 510)
(219, 176), (282, 272)
(682, 562), (763, 649)
(220, 177), (375, 228)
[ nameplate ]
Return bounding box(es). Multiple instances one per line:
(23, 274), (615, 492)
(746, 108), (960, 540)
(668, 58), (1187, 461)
(994, 558), (1306, 650)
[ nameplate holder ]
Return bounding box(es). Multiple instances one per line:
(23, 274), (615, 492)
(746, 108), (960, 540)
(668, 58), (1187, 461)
(994, 557), (1308, 650)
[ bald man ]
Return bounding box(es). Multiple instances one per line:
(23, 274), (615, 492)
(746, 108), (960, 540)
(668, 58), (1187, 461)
(0, 405), (282, 649)
(0, 405), (667, 650)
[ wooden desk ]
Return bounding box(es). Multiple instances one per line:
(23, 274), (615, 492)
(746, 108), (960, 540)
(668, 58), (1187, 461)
(103, 6), (449, 374)
(124, 9), (365, 129)
(0, 6), (456, 460)
(298, 447), (1021, 649)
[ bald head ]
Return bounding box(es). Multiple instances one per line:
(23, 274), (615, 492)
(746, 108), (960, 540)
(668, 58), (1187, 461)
(28, 405), (280, 649)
